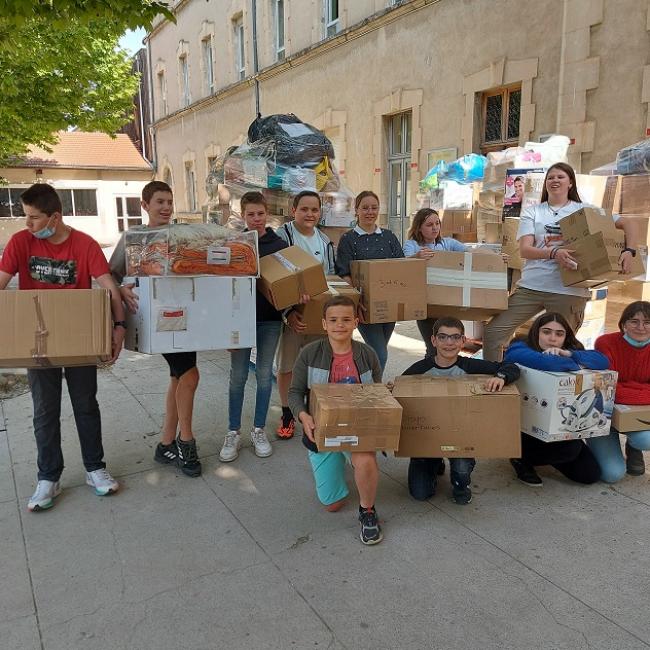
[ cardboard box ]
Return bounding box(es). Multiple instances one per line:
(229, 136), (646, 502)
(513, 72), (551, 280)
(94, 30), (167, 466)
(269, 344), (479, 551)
(392, 375), (521, 458)
(124, 276), (256, 354)
(425, 250), (508, 321)
(560, 230), (645, 288)
(502, 217), (522, 269)
(296, 277), (361, 335)
(441, 209), (475, 237)
(485, 222), (503, 244)
(350, 258), (427, 323)
(611, 404), (650, 433)
(559, 207), (616, 244)
(309, 383), (403, 452)
(258, 245), (328, 310)
(602, 174), (650, 216)
(516, 365), (618, 442)
(575, 174), (608, 208)
(0, 289), (111, 368)
(475, 205), (503, 243)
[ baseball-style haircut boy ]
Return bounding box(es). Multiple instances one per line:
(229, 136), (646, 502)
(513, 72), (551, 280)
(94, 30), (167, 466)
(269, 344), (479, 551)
(142, 180), (173, 203)
(20, 183), (62, 216)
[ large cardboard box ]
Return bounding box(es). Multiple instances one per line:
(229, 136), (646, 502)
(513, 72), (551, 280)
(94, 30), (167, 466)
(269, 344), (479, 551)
(559, 206), (616, 243)
(350, 258), (427, 323)
(296, 277), (361, 335)
(575, 174), (608, 208)
(258, 245), (328, 310)
(559, 230), (645, 288)
(475, 205), (503, 243)
(309, 384), (403, 452)
(392, 375), (521, 458)
(485, 222), (503, 244)
(440, 209), (474, 237)
(516, 366), (618, 442)
(611, 404), (650, 433)
(425, 250), (508, 321)
(602, 174), (650, 216)
(0, 289), (111, 368)
(502, 217), (522, 269)
(124, 276), (256, 354)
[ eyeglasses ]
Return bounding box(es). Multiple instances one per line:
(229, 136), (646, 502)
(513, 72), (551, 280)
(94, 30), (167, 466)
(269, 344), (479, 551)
(435, 333), (463, 342)
(626, 319), (650, 329)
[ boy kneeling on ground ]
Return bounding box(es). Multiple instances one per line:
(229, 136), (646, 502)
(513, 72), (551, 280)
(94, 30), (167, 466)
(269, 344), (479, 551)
(402, 317), (519, 505)
(288, 295), (384, 545)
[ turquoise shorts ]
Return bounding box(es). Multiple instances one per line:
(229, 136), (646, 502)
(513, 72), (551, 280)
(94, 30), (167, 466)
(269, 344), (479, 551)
(307, 450), (351, 506)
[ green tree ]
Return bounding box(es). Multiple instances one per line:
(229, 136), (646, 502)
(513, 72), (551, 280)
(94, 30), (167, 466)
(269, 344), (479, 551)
(0, 2), (173, 166)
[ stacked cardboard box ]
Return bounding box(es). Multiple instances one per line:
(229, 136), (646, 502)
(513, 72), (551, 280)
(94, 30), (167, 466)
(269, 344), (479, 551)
(440, 209), (475, 240)
(296, 277), (361, 335)
(502, 218), (522, 270)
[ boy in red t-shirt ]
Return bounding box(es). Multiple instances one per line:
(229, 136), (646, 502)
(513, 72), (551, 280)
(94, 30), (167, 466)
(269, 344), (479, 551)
(0, 183), (126, 511)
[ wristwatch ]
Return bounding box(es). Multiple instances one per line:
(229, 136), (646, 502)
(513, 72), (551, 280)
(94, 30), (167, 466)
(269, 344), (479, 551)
(496, 372), (507, 380)
(113, 320), (128, 329)
(621, 247), (637, 257)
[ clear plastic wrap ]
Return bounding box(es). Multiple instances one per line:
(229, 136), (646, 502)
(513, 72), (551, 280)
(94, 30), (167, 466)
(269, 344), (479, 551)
(319, 187), (356, 227)
(125, 224), (259, 277)
(616, 139), (650, 175)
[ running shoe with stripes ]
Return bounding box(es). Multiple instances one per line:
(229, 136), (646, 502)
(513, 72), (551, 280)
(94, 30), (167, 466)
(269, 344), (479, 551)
(359, 507), (383, 545)
(28, 479), (61, 512)
(276, 418), (295, 439)
(176, 437), (202, 478)
(85, 469), (119, 496)
(154, 442), (178, 466)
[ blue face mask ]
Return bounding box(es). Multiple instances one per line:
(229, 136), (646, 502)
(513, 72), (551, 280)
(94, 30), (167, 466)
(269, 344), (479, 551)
(32, 217), (55, 240)
(623, 333), (650, 348)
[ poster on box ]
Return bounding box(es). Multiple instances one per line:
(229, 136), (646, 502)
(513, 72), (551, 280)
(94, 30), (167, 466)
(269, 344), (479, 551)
(503, 168), (546, 218)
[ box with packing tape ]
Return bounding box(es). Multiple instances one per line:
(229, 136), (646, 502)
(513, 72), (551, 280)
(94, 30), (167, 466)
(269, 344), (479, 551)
(392, 375), (521, 458)
(425, 250), (508, 321)
(350, 259), (427, 323)
(0, 289), (112, 368)
(502, 217), (522, 270)
(309, 384), (403, 452)
(124, 276), (256, 354)
(258, 245), (328, 310)
(296, 277), (360, 335)
(611, 404), (650, 433)
(516, 366), (618, 442)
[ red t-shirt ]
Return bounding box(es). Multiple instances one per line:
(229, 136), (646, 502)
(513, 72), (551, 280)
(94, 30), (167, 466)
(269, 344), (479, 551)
(329, 349), (360, 384)
(0, 228), (109, 289)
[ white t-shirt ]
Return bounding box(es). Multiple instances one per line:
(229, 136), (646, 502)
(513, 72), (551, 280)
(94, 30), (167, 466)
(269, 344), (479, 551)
(290, 226), (328, 267)
(517, 201), (619, 297)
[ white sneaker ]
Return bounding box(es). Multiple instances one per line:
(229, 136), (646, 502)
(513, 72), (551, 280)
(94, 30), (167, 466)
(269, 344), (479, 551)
(85, 468), (119, 496)
(219, 431), (241, 462)
(28, 480), (61, 512)
(251, 427), (273, 458)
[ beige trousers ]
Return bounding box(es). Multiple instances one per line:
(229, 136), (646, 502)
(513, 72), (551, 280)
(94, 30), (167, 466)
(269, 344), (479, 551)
(482, 286), (588, 361)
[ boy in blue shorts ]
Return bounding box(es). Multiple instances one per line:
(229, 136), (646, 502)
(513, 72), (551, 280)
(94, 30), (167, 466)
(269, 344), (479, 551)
(288, 295), (384, 545)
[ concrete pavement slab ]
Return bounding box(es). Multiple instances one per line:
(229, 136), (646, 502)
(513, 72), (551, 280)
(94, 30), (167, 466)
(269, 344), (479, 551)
(0, 501), (35, 623)
(0, 614), (41, 650)
(0, 430), (18, 504)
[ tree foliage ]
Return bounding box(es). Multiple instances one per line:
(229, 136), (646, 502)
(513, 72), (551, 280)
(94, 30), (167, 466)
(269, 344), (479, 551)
(0, 10), (151, 166)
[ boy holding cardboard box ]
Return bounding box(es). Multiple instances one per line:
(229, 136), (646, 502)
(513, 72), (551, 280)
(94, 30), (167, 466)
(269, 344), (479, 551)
(0, 183), (125, 511)
(276, 191), (336, 439)
(402, 317), (519, 504)
(110, 181), (201, 478)
(288, 295), (385, 545)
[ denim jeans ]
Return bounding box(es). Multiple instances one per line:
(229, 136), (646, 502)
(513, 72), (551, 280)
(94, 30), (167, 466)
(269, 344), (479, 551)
(228, 320), (282, 430)
(27, 366), (105, 481)
(408, 457), (475, 500)
(357, 322), (396, 371)
(587, 429), (650, 483)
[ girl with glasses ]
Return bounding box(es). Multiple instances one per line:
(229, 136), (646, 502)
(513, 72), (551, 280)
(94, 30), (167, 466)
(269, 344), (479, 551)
(504, 312), (609, 487)
(592, 301), (650, 480)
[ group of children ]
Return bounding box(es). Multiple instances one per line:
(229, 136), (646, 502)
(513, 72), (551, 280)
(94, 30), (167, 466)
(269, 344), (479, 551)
(1, 180), (648, 548)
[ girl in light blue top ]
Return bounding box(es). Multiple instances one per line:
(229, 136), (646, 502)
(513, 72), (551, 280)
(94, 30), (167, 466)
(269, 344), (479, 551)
(403, 208), (467, 356)
(403, 207), (467, 259)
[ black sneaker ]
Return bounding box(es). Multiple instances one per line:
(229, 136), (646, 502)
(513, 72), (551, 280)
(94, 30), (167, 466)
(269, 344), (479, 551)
(452, 486), (472, 505)
(176, 437), (202, 478)
(154, 442), (178, 465)
(358, 507), (383, 545)
(625, 442), (646, 476)
(510, 458), (543, 486)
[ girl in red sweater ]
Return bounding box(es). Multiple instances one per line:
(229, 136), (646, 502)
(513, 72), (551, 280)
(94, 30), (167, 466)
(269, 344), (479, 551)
(592, 301), (650, 481)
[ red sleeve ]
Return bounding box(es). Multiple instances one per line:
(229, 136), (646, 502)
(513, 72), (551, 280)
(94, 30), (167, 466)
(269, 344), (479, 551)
(616, 382), (650, 405)
(0, 234), (21, 276)
(85, 238), (110, 279)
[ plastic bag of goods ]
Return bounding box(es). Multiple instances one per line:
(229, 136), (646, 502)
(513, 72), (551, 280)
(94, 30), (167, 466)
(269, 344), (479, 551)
(247, 114), (334, 167)
(514, 135), (570, 168)
(223, 142), (275, 191)
(420, 160), (448, 190)
(319, 187), (356, 228)
(125, 224), (259, 277)
(616, 139), (650, 175)
(445, 153), (487, 184)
